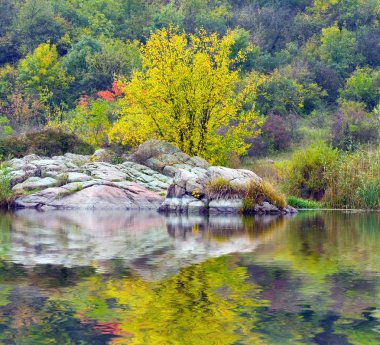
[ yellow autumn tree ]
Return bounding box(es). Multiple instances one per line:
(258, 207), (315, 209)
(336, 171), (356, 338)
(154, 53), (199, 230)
(109, 27), (262, 164)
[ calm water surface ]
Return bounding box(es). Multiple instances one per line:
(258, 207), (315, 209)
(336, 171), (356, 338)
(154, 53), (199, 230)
(0, 210), (379, 345)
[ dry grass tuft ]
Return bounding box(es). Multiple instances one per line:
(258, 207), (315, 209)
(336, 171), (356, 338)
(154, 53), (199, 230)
(206, 177), (246, 200)
(245, 180), (287, 210)
(206, 177), (287, 210)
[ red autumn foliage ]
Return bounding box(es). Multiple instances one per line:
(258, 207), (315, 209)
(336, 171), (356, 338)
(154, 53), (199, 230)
(97, 81), (125, 101)
(111, 81), (123, 96)
(97, 90), (115, 101)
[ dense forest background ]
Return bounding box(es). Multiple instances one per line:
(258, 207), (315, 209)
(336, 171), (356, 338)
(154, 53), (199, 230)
(0, 0), (379, 208)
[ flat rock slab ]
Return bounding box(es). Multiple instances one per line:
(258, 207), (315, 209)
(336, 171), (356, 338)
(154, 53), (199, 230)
(14, 184), (164, 210)
(13, 177), (58, 191)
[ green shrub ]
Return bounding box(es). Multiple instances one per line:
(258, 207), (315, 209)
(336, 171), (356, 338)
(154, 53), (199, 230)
(0, 163), (14, 208)
(0, 129), (94, 158)
(282, 147), (380, 209)
(331, 101), (379, 151)
(287, 196), (323, 209)
(278, 143), (339, 199)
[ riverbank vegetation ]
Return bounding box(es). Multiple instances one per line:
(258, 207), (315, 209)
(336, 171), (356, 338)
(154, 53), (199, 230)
(277, 145), (380, 209)
(0, 162), (14, 208)
(0, 0), (379, 208)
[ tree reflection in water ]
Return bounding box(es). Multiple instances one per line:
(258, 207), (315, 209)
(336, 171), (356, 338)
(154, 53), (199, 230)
(0, 211), (378, 344)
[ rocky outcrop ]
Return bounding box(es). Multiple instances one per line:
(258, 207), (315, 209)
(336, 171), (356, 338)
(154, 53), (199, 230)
(159, 165), (296, 215)
(9, 150), (171, 210)
(8, 140), (296, 214)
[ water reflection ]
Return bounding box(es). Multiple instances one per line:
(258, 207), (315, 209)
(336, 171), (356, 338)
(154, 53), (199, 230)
(0, 211), (379, 344)
(4, 210), (286, 280)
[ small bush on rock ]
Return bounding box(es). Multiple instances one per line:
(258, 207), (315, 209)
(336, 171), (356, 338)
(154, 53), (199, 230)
(206, 177), (246, 200)
(245, 180), (286, 210)
(206, 177), (286, 211)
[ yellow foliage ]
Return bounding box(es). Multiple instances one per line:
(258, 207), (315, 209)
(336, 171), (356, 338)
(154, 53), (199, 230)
(108, 27), (263, 165)
(312, 0), (339, 12)
(59, 257), (268, 345)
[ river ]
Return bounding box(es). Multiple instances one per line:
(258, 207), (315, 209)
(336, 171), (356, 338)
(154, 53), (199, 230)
(0, 210), (379, 344)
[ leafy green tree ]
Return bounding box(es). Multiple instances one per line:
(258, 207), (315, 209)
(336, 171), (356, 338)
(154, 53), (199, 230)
(0, 0), (19, 64)
(339, 68), (380, 110)
(61, 36), (102, 98)
(86, 38), (141, 90)
(320, 24), (361, 76)
(0, 65), (17, 104)
(14, 0), (65, 54)
(153, 1), (184, 29)
(358, 26), (380, 67)
(54, 98), (113, 147)
(17, 42), (71, 107)
(0, 0), (15, 37)
(255, 69), (324, 116)
(62, 37), (140, 99)
(310, 0), (380, 29)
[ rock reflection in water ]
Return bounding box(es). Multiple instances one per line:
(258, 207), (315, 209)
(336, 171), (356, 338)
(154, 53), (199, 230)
(7, 210), (288, 280)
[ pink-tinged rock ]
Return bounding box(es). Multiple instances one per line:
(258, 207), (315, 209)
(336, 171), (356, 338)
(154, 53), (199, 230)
(15, 184), (164, 210)
(53, 185), (162, 209)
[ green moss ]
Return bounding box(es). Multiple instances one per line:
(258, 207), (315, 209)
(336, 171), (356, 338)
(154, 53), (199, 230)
(24, 188), (43, 195)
